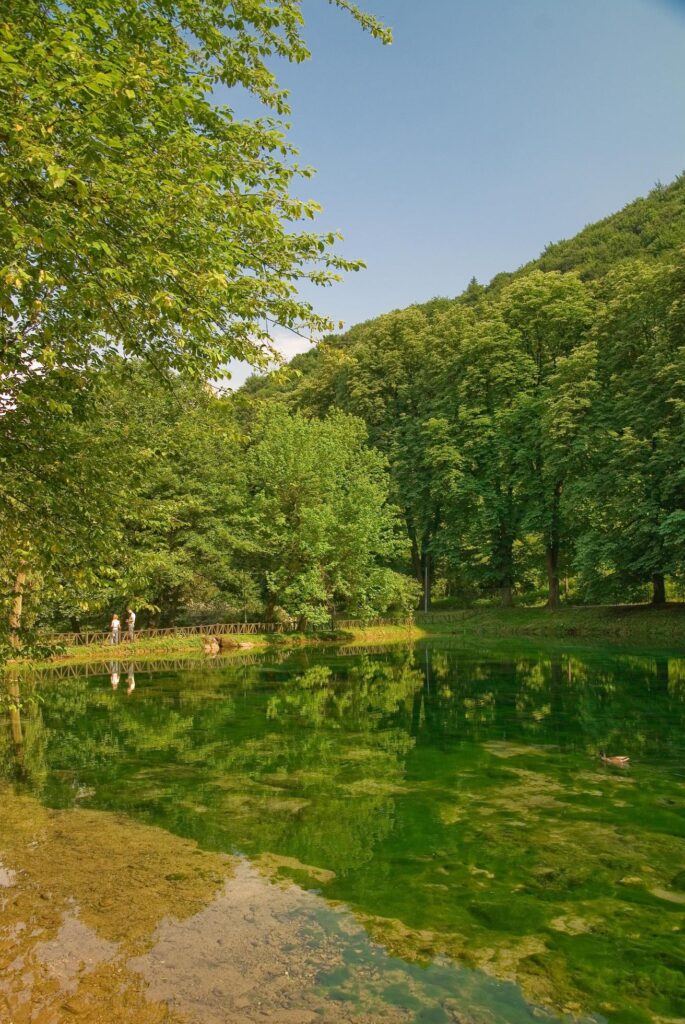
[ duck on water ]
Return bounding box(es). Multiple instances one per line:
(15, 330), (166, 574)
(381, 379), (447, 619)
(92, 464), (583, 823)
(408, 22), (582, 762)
(599, 751), (630, 767)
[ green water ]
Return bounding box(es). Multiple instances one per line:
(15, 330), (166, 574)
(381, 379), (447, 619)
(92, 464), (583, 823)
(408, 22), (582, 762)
(2, 640), (685, 1023)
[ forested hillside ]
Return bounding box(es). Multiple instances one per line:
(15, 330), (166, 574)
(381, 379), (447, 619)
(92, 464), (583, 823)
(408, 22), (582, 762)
(498, 173), (685, 282)
(244, 175), (685, 609)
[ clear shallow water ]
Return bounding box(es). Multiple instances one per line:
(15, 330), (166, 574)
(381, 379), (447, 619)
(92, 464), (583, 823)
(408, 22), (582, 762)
(1, 640), (684, 1024)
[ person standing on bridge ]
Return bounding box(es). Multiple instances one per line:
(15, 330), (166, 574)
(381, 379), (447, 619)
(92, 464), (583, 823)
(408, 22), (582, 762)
(110, 613), (121, 644)
(126, 607), (136, 642)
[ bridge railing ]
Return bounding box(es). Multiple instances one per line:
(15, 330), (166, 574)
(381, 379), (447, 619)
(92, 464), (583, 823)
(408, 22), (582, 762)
(42, 614), (417, 649)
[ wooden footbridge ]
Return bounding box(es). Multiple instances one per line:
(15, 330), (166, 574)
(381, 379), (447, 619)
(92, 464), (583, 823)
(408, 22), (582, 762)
(42, 615), (416, 649)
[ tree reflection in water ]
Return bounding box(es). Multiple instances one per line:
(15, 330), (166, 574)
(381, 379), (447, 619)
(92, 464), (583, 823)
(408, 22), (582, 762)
(1, 641), (684, 1022)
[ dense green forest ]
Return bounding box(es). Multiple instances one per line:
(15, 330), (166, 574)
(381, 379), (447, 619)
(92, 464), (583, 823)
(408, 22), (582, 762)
(245, 175), (685, 611)
(1, 0), (684, 648)
(0, 360), (415, 641)
(1, 167), (683, 647)
(2, 0), (684, 654)
(0, 0), (394, 655)
(2, 174), (683, 647)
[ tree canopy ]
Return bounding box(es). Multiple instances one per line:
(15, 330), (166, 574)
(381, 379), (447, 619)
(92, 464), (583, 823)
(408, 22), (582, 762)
(246, 176), (685, 609)
(0, 0), (393, 651)
(1, 0), (389, 384)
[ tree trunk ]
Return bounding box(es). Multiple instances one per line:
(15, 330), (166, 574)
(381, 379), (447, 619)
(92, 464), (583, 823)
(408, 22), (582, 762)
(410, 528), (433, 611)
(296, 614), (308, 633)
(546, 482), (562, 609)
(493, 525), (515, 608)
(546, 544), (560, 608)
(410, 531), (421, 585)
(422, 550), (431, 612)
(9, 562), (27, 651)
(651, 572), (666, 605)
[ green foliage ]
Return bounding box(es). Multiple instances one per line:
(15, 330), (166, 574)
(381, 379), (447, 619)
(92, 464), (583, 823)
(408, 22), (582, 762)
(245, 176), (685, 608)
(0, 0), (391, 652)
(98, 364), (245, 625)
(0, 0), (388, 381)
(241, 405), (416, 626)
(2, 4), (684, 644)
(10, 366), (415, 635)
(573, 255), (685, 599)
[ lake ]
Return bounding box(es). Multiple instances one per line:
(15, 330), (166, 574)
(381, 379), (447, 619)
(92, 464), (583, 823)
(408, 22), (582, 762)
(1, 639), (684, 1024)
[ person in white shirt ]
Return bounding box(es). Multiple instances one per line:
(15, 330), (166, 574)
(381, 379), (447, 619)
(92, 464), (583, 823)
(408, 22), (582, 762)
(126, 607), (136, 641)
(111, 614), (120, 644)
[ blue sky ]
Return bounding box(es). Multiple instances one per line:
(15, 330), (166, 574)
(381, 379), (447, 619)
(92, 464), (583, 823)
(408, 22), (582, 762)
(224, 0), (685, 384)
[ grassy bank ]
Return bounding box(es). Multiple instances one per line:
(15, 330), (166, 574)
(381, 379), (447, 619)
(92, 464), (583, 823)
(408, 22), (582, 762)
(421, 603), (685, 646)
(19, 623), (427, 671)
(13, 605), (685, 672)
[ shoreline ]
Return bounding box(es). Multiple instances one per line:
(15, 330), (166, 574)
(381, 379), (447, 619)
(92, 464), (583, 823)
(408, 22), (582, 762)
(14, 624), (428, 672)
(9, 604), (685, 672)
